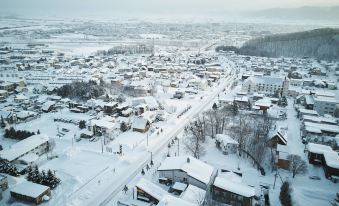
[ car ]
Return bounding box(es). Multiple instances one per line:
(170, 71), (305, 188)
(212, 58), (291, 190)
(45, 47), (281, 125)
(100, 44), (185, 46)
(309, 175), (321, 180)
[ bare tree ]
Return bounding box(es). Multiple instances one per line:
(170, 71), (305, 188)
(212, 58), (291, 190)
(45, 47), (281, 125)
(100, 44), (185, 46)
(288, 154), (308, 178)
(183, 121), (206, 159)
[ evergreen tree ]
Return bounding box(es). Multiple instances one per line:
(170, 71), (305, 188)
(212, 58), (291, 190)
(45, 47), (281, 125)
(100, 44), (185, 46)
(280, 181), (292, 206)
(212, 102), (218, 110)
(79, 120), (86, 129)
(0, 116), (5, 128)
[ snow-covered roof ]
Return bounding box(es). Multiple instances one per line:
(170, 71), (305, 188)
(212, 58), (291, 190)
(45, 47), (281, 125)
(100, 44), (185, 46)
(132, 96), (159, 110)
(136, 178), (166, 201)
(91, 119), (115, 130)
(172, 182), (187, 191)
(307, 143), (332, 154)
(180, 184), (206, 204)
(158, 156), (214, 184)
(299, 109), (318, 116)
(246, 76), (284, 86)
(132, 117), (149, 130)
(323, 151), (339, 169)
(0, 134), (49, 162)
(157, 194), (196, 206)
(42, 100), (55, 111)
(216, 134), (238, 145)
(304, 122), (339, 134)
(11, 181), (49, 198)
(213, 177), (255, 197)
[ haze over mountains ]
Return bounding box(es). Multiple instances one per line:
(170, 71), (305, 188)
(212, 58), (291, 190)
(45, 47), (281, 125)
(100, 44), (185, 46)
(249, 6), (339, 23)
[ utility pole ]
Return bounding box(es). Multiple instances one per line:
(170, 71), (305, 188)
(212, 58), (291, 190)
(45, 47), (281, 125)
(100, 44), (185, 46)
(177, 139), (179, 156)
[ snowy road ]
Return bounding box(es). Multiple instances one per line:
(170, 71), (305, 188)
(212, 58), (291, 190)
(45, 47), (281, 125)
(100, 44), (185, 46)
(65, 74), (237, 206)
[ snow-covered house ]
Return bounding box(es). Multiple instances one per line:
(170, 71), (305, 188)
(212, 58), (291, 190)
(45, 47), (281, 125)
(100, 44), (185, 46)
(132, 117), (150, 133)
(307, 143), (339, 178)
(10, 181), (50, 204)
(89, 119), (115, 137)
(0, 134), (50, 163)
(103, 102), (118, 115)
(41, 101), (55, 113)
(158, 156), (214, 190)
(215, 134), (239, 155)
(212, 176), (256, 206)
(135, 178), (166, 204)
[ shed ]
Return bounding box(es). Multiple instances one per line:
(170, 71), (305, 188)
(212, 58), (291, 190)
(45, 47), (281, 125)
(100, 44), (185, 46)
(10, 181), (50, 204)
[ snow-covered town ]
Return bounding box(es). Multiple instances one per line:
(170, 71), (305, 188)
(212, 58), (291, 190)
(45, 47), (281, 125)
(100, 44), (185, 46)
(0, 1), (339, 206)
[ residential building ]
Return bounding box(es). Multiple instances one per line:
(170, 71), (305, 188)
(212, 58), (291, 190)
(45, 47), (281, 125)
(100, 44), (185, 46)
(158, 156), (214, 190)
(242, 75), (289, 96)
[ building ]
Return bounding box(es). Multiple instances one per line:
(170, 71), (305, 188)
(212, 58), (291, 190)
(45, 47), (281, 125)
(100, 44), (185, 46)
(132, 117), (150, 133)
(0, 82), (16, 92)
(158, 156), (214, 190)
(135, 178), (166, 204)
(10, 181), (50, 204)
(215, 134), (239, 155)
(103, 102), (118, 115)
(242, 75), (289, 96)
(307, 143), (339, 178)
(0, 134), (50, 162)
(212, 176), (255, 206)
(89, 119), (115, 137)
(313, 96), (337, 116)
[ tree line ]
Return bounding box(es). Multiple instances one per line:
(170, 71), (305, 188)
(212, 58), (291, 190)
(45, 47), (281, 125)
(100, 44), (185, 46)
(4, 127), (36, 140)
(54, 80), (105, 101)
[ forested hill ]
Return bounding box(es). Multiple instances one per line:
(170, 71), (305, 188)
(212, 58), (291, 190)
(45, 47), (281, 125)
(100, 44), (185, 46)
(237, 28), (339, 61)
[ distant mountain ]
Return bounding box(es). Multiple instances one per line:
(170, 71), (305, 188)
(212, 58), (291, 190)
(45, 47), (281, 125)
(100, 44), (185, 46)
(237, 28), (339, 61)
(249, 6), (339, 22)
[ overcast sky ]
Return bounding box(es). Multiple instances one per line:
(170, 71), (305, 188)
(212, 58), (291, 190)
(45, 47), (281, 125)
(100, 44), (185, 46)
(1, 0), (338, 18)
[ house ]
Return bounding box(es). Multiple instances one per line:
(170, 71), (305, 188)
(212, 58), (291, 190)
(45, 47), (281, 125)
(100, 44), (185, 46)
(268, 129), (287, 148)
(323, 151), (339, 178)
(41, 101), (56, 112)
(135, 178), (166, 204)
(276, 144), (289, 170)
(103, 102), (118, 115)
(0, 90), (8, 99)
(215, 134), (239, 155)
(0, 174), (8, 191)
(89, 119), (115, 137)
(132, 117), (150, 133)
(313, 96), (337, 116)
(158, 156), (214, 190)
(307, 143), (339, 178)
(10, 181), (50, 204)
(0, 82), (16, 92)
(212, 176), (256, 206)
(180, 184), (206, 205)
(307, 143), (332, 165)
(0, 134), (50, 162)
